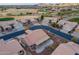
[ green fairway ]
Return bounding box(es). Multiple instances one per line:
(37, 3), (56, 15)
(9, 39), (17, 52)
(57, 10), (79, 16)
(0, 18), (15, 21)
(69, 18), (79, 24)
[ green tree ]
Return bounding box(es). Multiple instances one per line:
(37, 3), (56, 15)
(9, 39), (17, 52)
(51, 22), (60, 28)
(72, 37), (78, 43)
(40, 15), (44, 22)
(57, 12), (64, 16)
(0, 8), (6, 12)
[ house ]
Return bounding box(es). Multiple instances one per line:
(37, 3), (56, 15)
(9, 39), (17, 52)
(25, 29), (50, 46)
(52, 42), (79, 55)
(42, 17), (53, 26)
(42, 17), (59, 26)
(0, 39), (25, 55)
(23, 29), (54, 53)
(72, 25), (79, 38)
(19, 18), (40, 26)
(58, 20), (78, 33)
(51, 17), (59, 23)
(0, 19), (25, 40)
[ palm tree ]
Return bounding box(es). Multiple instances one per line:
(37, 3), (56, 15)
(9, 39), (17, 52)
(48, 20), (52, 26)
(40, 15), (44, 22)
(51, 22), (60, 28)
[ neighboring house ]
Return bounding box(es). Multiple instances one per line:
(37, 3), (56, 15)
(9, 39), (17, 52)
(23, 29), (53, 53)
(51, 17), (59, 23)
(72, 25), (79, 38)
(51, 8), (58, 12)
(19, 18), (39, 26)
(42, 18), (50, 26)
(0, 19), (24, 33)
(0, 39), (25, 55)
(0, 19), (25, 40)
(42, 17), (59, 26)
(52, 42), (79, 55)
(58, 20), (78, 33)
(30, 19), (41, 26)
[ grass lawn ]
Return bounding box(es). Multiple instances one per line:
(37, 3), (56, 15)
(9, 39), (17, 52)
(69, 18), (79, 24)
(0, 18), (14, 21)
(57, 10), (79, 16)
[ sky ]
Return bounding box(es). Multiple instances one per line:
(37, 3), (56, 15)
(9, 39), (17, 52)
(0, 0), (78, 5)
(0, 3), (38, 5)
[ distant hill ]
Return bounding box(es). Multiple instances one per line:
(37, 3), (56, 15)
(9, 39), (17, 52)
(0, 5), (41, 9)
